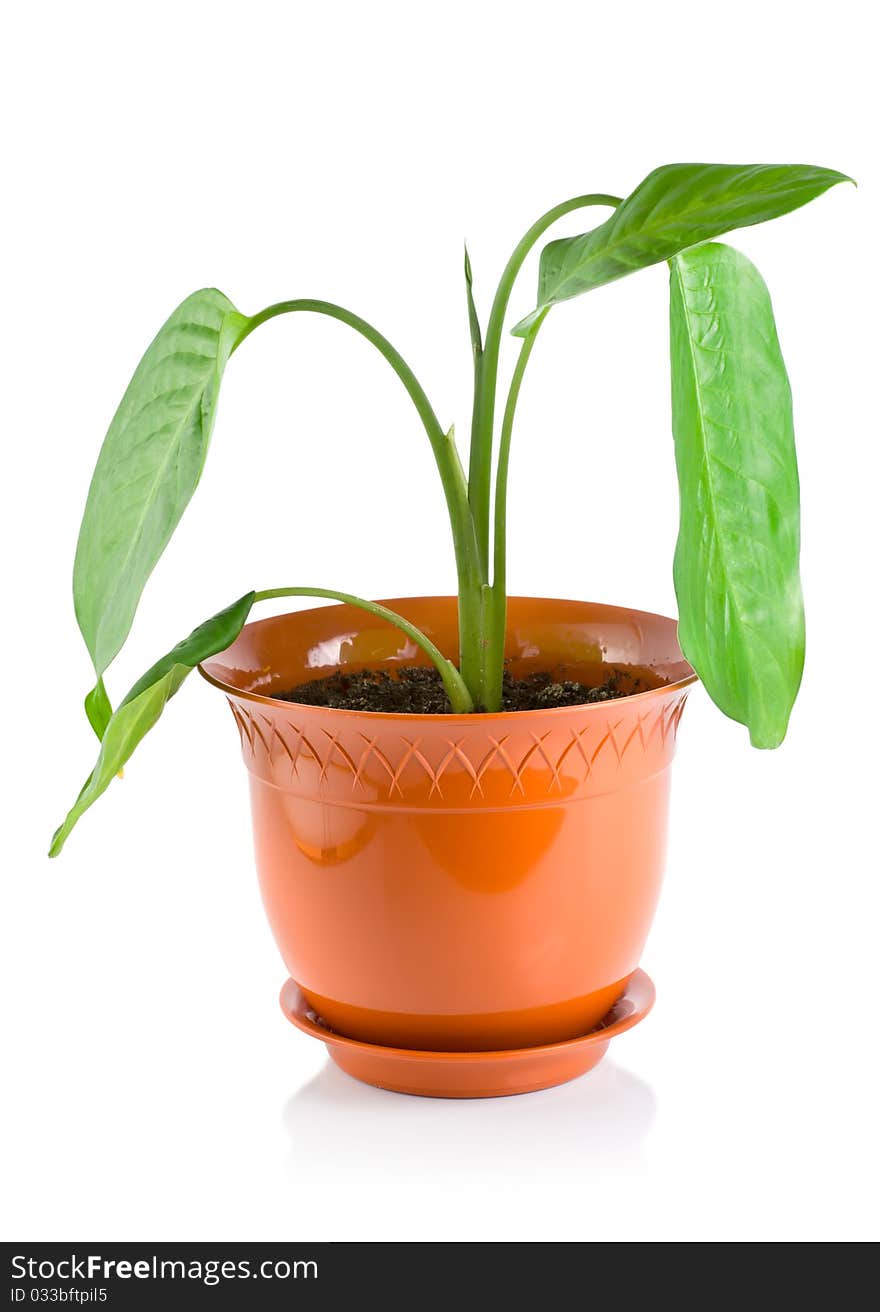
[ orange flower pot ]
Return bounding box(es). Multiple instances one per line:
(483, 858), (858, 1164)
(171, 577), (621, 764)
(200, 596), (695, 1077)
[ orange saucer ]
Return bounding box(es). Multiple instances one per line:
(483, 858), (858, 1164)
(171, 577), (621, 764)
(279, 970), (655, 1098)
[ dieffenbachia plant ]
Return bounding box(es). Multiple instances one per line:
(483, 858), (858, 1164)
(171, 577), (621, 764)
(50, 162), (852, 855)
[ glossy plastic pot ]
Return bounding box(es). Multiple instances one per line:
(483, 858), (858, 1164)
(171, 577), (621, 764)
(200, 596), (695, 1052)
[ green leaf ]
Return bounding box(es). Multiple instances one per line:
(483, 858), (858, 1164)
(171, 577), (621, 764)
(84, 678), (112, 741)
(74, 288), (247, 692)
(49, 667), (190, 858)
(122, 591), (255, 706)
(50, 592), (256, 856)
(464, 245), (482, 357)
(669, 243), (804, 748)
(514, 163), (851, 334)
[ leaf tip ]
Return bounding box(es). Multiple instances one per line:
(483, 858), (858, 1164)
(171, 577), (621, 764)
(748, 721), (788, 750)
(816, 166), (857, 192)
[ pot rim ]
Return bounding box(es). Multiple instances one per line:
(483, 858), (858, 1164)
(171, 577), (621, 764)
(198, 594), (698, 723)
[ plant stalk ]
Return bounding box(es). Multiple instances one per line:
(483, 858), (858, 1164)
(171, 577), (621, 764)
(233, 301), (484, 700)
(467, 195), (622, 577)
(482, 313), (547, 710)
(254, 587), (474, 712)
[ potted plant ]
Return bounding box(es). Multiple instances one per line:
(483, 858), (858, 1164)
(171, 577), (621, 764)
(51, 163), (851, 1097)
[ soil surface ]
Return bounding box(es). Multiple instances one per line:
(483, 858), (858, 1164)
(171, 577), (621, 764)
(273, 666), (647, 714)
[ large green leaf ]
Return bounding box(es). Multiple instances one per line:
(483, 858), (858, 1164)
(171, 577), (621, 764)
(50, 592), (256, 856)
(514, 163), (850, 333)
(669, 243), (803, 748)
(73, 288), (247, 700)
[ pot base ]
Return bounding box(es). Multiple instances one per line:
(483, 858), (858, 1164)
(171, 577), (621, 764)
(279, 970), (655, 1099)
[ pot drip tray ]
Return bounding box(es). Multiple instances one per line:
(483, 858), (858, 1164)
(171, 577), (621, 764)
(279, 970), (654, 1099)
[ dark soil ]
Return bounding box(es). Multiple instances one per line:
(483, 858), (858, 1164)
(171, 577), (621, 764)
(272, 666), (645, 714)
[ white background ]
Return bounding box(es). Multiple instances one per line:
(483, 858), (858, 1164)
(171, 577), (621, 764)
(2, 0), (877, 1243)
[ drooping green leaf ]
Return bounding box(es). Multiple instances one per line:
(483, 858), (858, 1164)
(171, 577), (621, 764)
(669, 243), (804, 748)
(50, 592), (256, 856)
(514, 163), (851, 334)
(122, 591), (255, 706)
(49, 667), (190, 858)
(73, 288), (247, 699)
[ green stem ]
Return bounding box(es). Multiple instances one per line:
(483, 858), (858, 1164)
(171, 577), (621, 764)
(461, 251), (487, 700)
(468, 194), (622, 576)
(233, 301), (483, 697)
(464, 248), (484, 555)
(444, 426), (483, 699)
(254, 587), (474, 713)
(482, 312), (547, 711)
